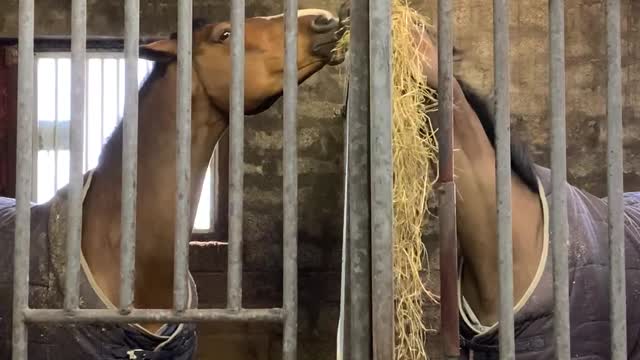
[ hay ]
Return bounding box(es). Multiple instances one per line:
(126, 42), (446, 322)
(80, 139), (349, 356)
(335, 1), (440, 359)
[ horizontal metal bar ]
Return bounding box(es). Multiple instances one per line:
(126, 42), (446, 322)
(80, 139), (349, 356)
(23, 308), (285, 323)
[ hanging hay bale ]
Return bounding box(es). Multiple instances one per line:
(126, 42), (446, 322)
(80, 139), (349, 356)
(335, 1), (440, 359)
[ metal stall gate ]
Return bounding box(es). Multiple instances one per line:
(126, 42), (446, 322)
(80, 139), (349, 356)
(337, 0), (628, 358)
(11, 0), (300, 359)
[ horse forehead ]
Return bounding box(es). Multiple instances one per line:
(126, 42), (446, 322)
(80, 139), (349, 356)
(255, 8), (335, 21)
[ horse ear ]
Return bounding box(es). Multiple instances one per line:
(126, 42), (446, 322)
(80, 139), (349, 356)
(453, 46), (464, 63)
(139, 39), (177, 62)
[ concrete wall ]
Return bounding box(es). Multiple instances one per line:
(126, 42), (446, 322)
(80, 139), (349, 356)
(2, 0), (640, 359)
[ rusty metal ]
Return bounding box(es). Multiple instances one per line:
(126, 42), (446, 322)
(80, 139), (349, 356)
(436, 0), (459, 356)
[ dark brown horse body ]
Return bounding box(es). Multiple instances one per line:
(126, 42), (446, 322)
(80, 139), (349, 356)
(0, 10), (344, 359)
(411, 21), (640, 360)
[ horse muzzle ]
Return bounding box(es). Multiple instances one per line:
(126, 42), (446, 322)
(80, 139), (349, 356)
(309, 13), (345, 66)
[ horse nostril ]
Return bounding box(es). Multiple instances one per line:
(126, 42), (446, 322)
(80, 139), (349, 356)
(312, 15), (338, 33)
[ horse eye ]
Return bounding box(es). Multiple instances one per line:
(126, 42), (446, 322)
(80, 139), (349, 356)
(219, 30), (231, 42)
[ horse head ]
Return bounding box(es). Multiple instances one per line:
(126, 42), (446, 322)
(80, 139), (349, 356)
(139, 10), (345, 116)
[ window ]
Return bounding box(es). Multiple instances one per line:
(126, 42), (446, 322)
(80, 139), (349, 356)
(34, 53), (213, 232)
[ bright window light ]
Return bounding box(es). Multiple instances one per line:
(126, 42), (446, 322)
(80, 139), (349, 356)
(34, 54), (211, 231)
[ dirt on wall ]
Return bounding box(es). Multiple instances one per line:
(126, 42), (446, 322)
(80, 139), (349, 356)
(2, 0), (640, 359)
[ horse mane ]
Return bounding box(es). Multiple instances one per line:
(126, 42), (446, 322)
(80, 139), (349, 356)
(97, 19), (210, 168)
(456, 79), (539, 194)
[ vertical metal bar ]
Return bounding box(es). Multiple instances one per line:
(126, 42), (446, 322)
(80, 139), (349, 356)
(493, 0), (515, 358)
(32, 58), (38, 202)
(337, 90), (351, 360)
(65, 0), (87, 311)
(116, 58), (121, 127)
(83, 59), (89, 172)
(549, 0), (570, 357)
(369, 0), (393, 358)
(348, 0), (372, 356)
(213, 130), (229, 237)
(53, 59), (59, 191)
(120, 0), (140, 313)
(437, 0), (459, 356)
(12, 0), (35, 357)
(606, 0), (626, 357)
(173, 0), (192, 312)
(282, 3), (298, 360)
(211, 146), (218, 234)
(100, 60), (105, 145)
(227, 0), (245, 310)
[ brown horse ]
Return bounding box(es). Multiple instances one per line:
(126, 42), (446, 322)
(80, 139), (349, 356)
(0, 10), (344, 360)
(336, 2), (640, 358)
(409, 21), (640, 360)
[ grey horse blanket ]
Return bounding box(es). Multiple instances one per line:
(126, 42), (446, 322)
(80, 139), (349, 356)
(0, 175), (199, 360)
(458, 165), (640, 359)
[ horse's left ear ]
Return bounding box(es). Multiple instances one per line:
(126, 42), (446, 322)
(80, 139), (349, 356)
(453, 46), (464, 63)
(139, 39), (177, 62)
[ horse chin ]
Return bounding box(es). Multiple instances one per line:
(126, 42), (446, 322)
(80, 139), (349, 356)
(245, 94), (282, 116)
(245, 65), (326, 116)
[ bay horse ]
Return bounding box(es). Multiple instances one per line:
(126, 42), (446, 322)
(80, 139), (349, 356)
(411, 24), (640, 360)
(336, 2), (640, 358)
(0, 10), (345, 360)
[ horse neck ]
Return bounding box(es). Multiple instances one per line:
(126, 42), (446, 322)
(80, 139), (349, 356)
(82, 63), (228, 309)
(450, 81), (544, 323)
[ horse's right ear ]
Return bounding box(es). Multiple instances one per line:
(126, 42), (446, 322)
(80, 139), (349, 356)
(453, 46), (464, 63)
(139, 39), (177, 63)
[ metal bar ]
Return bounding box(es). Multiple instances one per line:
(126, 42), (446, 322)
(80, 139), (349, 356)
(437, 0), (459, 356)
(32, 58), (38, 202)
(53, 59), (59, 191)
(23, 308), (285, 323)
(369, 0), (393, 358)
(493, 0), (515, 358)
(100, 60), (105, 144)
(337, 88), (351, 360)
(213, 130), (229, 237)
(348, 0), (372, 356)
(120, 0), (140, 313)
(282, 3), (299, 360)
(84, 58), (89, 171)
(210, 146), (218, 234)
(116, 58), (121, 124)
(548, 0), (570, 357)
(227, 0), (245, 310)
(606, 0), (626, 357)
(12, 0), (35, 357)
(65, 0), (87, 311)
(174, 0), (193, 312)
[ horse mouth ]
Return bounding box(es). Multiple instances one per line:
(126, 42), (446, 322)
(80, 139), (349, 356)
(312, 37), (345, 66)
